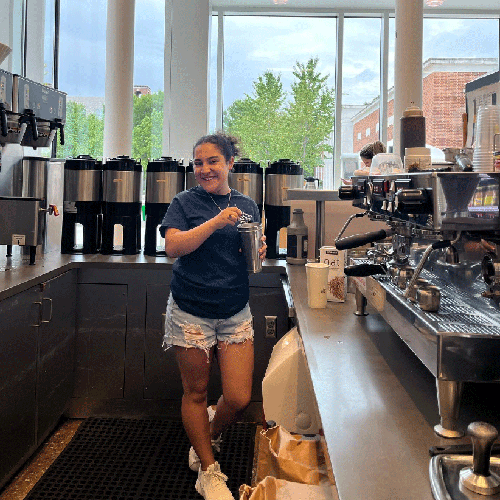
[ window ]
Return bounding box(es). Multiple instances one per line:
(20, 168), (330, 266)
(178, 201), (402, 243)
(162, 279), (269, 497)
(366, 128), (370, 137)
(422, 18), (499, 157)
(58, 0), (106, 160)
(222, 15), (336, 178)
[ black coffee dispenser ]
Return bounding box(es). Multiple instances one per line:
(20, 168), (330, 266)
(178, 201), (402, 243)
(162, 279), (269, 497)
(229, 158), (263, 218)
(61, 155), (103, 254)
(144, 156), (185, 256)
(264, 159), (303, 259)
(101, 156), (142, 255)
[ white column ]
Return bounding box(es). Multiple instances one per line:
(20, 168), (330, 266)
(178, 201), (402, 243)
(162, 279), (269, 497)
(393, 0), (423, 157)
(164, 0), (210, 162)
(380, 12), (389, 147)
(332, 13), (344, 190)
(162, 0), (172, 155)
(216, 11), (224, 131)
(103, 0), (135, 160)
(25, 0), (45, 82)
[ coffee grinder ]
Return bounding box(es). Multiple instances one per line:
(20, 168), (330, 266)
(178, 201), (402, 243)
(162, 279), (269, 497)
(61, 155), (103, 254)
(264, 159), (303, 259)
(100, 156), (142, 255)
(144, 156), (185, 256)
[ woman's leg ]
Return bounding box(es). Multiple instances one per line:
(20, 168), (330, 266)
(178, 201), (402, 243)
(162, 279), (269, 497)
(175, 345), (216, 470)
(211, 339), (254, 438)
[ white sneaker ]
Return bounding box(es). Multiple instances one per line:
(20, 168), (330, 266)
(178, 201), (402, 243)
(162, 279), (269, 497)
(189, 406), (222, 471)
(195, 461), (234, 500)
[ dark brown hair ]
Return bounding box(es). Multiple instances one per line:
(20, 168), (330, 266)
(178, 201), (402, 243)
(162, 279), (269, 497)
(359, 140), (386, 160)
(193, 132), (241, 162)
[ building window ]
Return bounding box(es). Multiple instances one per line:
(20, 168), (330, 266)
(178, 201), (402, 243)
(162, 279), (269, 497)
(366, 128), (370, 137)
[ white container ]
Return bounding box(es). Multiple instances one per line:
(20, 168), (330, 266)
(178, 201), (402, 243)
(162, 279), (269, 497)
(404, 147), (432, 171)
(305, 262), (329, 308)
(262, 327), (321, 434)
(320, 246), (346, 302)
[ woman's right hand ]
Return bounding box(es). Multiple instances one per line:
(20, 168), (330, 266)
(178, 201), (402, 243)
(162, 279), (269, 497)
(213, 207), (242, 229)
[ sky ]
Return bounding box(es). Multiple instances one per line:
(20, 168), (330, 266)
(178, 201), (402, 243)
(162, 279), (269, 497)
(57, 1), (499, 117)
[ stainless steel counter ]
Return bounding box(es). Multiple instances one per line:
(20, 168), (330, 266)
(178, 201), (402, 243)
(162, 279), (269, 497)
(286, 264), (500, 500)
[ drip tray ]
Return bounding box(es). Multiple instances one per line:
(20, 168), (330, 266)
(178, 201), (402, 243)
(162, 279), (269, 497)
(430, 455), (500, 500)
(25, 417), (257, 500)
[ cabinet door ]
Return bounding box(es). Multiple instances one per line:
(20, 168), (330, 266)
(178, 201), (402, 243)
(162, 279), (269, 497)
(249, 285), (290, 401)
(0, 286), (40, 488)
(37, 270), (77, 444)
(74, 283), (127, 399)
(144, 284), (222, 400)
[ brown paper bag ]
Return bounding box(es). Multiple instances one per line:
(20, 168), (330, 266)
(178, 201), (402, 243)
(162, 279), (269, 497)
(239, 476), (336, 500)
(254, 426), (333, 486)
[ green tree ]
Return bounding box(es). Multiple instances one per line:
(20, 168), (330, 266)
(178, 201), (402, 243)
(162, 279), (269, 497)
(224, 71), (287, 165)
(285, 58), (335, 175)
(224, 58), (335, 177)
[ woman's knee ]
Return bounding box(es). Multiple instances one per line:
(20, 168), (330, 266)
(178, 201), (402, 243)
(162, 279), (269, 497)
(223, 391), (251, 412)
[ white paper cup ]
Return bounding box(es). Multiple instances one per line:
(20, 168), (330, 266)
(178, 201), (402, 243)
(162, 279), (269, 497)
(305, 262), (330, 308)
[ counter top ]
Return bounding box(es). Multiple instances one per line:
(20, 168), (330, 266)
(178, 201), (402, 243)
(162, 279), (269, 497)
(1, 248), (498, 499)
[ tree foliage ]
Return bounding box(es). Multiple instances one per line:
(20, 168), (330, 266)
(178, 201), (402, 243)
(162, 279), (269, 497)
(57, 91), (164, 165)
(224, 57), (335, 176)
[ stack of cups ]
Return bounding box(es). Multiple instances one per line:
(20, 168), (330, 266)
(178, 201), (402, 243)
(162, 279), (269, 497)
(305, 262), (330, 308)
(472, 105), (500, 172)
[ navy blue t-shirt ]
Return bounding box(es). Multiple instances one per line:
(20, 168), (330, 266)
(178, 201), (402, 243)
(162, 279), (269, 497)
(159, 186), (261, 319)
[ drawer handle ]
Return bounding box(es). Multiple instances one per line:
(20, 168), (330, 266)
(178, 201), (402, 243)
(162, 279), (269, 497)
(41, 297), (53, 323)
(32, 301), (42, 327)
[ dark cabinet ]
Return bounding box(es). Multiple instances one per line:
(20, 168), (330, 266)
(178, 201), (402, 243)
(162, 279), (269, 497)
(0, 270), (76, 489)
(37, 270), (77, 443)
(0, 286), (39, 488)
(74, 283), (127, 400)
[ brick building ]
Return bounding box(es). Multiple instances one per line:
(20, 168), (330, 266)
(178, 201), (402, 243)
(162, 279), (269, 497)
(351, 58), (498, 154)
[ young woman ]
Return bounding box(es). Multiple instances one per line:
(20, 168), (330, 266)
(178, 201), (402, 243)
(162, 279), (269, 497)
(159, 133), (266, 500)
(354, 140), (386, 175)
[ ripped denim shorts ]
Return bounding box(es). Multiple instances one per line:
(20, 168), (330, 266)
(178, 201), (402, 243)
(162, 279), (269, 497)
(163, 293), (254, 357)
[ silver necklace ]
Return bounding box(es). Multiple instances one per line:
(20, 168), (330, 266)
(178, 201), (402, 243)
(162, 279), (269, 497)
(208, 189), (232, 212)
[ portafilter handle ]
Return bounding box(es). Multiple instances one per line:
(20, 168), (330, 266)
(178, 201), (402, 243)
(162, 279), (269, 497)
(459, 421), (500, 495)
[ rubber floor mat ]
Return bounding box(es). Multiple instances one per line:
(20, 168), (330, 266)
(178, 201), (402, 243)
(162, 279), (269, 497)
(25, 417), (257, 500)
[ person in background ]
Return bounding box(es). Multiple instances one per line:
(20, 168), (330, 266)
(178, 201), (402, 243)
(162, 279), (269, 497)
(159, 132), (266, 500)
(354, 140), (387, 175)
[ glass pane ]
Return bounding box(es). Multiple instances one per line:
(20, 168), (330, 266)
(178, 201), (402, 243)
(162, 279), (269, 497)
(223, 15), (336, 181)
(58, 0), (106, 160)
(343, 17), (382, 178)
(423, 18), (499, 157)
(43, 0), (54, 86)
(0, 0), (24, 74)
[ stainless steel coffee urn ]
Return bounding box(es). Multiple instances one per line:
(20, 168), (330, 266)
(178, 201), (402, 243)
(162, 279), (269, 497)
(144, 156), (185, 256)
(61, 155), (103, 254)
(0, 156), (64, 264)
(185, 160), (197, 190)
(100, 156), (142, 255)
(264, 159), (303, 259)
(229, 158), (263, 217)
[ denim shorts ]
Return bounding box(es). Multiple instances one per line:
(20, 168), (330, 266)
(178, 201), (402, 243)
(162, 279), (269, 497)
(163, 294), (254, 357)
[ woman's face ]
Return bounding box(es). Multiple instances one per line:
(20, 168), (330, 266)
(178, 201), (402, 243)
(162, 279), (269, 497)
(361, 157), (372, 169)
(193, 142), (234, 195)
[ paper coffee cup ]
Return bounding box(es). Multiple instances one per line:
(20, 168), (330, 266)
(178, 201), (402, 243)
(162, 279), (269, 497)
(305, 262), (330, 308)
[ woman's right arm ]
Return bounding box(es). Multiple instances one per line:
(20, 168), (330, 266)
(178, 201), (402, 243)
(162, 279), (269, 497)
(165, 206), (242, 258)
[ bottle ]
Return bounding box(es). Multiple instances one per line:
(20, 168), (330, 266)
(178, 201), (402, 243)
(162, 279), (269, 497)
(286, 208), (308, 265)
(400, 103), (426, 161)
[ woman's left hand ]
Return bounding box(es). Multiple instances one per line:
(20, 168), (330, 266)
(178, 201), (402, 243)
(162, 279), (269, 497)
(259, 235), (267, 260)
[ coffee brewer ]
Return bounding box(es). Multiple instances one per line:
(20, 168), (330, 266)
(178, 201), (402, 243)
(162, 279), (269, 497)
(14, 75), (66, 149)
(100, 156), (142, 255)
(0, 69), (27, 146)
(185, 160), (197, 190)
(61, 155), (103, 254)
(229, 158), (263, 218)
(264, 159), (303, 259)
(144, 156), (185, 256)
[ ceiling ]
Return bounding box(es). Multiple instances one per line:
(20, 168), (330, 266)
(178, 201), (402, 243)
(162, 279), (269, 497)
(211, 0), (500, 14)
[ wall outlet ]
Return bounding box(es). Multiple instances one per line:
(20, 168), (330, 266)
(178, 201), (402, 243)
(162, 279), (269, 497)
(265, 316), (277, 338)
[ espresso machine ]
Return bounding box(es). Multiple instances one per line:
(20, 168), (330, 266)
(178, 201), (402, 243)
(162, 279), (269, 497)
(100, 156), (142, 255)
(229, 158), (263, 218)
(264, 159), (303, 259)
(144, 156), (185, 256)
(338, 170), (500, 439)
(61, 155), (103, 254)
